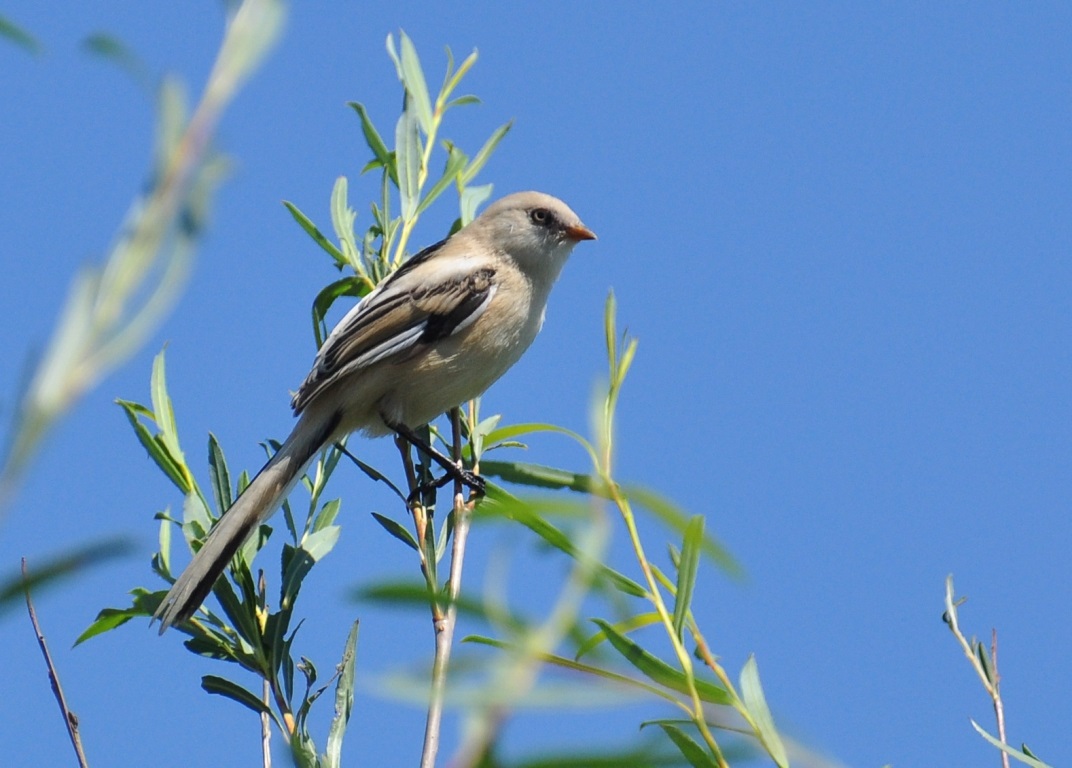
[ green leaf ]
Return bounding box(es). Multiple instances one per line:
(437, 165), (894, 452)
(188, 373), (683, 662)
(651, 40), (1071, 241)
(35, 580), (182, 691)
(324, 621), (360, 768)
(575, 612), (661, 660)
(478, 421), (595, 462)
(313, 498), (341, 533)
(202, 675), (279, 723)
(481, 460), (598, 493)
(337, 448), (406, 501)
(445, 94), (480, 109)
(459, 183), (492, 226)
(311, 276), (367, 348)
(371, 512), (419, 551)
(740, 655), (788, 768)
(591, 619), (732, 706)
(207, 433), (232, 513)
(656, 723), (718, 768)
(117, 399), (188, 494)
(75, 606), (141, 643)
(672, 516), (704, 640)
(397, 31), (433, 134)
(395, 107), (421, 220)
(346, 102), (396, 184)
(283, 200), (347, 267)
(439, 48), (478, 104)
(970, 721), (1052, 768)
(330, 176), (360, 270)
(415, 144), (468, 216)
(461, 121), (513, 185)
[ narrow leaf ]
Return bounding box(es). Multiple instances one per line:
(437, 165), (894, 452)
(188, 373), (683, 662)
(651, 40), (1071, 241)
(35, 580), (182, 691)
(969, 721), (1052, 768)
(346, 102), (395, 183)
(207, 433), (232, 513)
(202, 675), (278, 722)
(592, 619), (732, 705)
(461, 121), (513, 184)
(740, 655), (789, 768)
(371, 512), (419, 551)
(398, 32), (434, 133)
(657, 723), (718, 768)
(672, 515), (704, 640)
(283, 200), (346, 267)
(323, 620), (360, 768)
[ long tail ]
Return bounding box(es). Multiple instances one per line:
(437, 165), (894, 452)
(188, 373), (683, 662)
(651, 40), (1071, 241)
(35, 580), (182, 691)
(153, 412), (338, 633)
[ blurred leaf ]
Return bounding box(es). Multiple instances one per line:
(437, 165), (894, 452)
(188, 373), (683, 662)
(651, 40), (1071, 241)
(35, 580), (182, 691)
(656, 723), (718, 768)
(739, 655), (788, 767)
(323, 620), (360, 768)
(357, 580), (528, 632)
(466, 635), (682, 706)
(671, 516), (703, 640)
(476, 488), (645, 597)
(970, 721), (1052, 768)
(284, 200), (347, 268)
(83, 32), (152, 90)
(624, 486), (743, 579)
(591, 619), (732, 706)
(0, 14), (41, 54)
(2, 539), (134, 614)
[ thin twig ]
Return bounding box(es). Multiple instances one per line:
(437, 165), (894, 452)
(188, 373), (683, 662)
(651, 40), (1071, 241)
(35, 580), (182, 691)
(258, 569), (272, 768)
(261, 678), (272, 768)
(991, 629), (1010, 768)
(419, 408), (475, 768)
(22, 558), (90, 768)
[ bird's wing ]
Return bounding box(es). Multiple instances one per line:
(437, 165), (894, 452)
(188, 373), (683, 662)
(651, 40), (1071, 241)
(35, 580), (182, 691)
(292, 247), (497, 413)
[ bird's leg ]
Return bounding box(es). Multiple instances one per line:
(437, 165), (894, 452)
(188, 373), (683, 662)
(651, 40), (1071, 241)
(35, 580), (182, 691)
(383, 415), (486, 496)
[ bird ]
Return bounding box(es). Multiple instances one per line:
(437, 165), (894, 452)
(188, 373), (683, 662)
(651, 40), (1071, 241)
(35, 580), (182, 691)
(153, 191), (596, 632)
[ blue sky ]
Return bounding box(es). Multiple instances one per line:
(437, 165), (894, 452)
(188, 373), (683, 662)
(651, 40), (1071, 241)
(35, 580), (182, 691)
(2, 3), (1070, 766)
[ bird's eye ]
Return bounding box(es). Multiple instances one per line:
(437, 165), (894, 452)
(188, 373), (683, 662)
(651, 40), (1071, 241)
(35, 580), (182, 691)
(529, 208), (552, 226)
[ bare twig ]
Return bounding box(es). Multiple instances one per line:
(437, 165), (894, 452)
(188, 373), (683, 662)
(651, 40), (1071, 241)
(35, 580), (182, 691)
(258, 569), (272, 768)
(943, 576), (1011, 768)
(991, 629), (1010, 768)
(22, 558), (90, 768)
(420, 407), (476, 768)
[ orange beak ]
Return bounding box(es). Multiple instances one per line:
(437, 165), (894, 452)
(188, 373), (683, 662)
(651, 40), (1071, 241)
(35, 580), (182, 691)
(565, 223), (597, 242)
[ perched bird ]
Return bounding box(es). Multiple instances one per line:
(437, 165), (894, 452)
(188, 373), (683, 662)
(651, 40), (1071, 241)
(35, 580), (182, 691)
(154, 191), (596, 631)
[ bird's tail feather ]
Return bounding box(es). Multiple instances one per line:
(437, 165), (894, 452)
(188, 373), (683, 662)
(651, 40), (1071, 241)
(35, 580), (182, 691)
(153, 413), (337, 633)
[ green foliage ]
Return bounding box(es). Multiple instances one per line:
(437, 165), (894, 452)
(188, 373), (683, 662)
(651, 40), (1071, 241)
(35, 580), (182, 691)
(94, 29), (791, 768)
